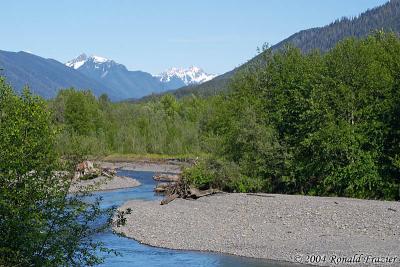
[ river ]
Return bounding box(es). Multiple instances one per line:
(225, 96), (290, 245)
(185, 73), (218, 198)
(92, 170), (298, 267)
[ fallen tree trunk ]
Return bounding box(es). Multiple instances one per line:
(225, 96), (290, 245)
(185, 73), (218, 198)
(189, 188), (221, 199)
(154, 182), (176, 193)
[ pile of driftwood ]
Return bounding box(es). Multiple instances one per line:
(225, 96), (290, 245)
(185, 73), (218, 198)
(75, 161), (116, 180)
(153, 173), (180, 194)
(153, 172), (221, 205)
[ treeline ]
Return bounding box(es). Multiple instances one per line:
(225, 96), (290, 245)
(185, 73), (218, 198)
(49, 89), (206, 156)
(185, 32), (400, 200)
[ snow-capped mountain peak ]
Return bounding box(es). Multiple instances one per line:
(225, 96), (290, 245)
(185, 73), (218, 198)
(157, 66), (216, 85)
(66, 53), (88, 69)
(65, 54), (216, 92)
(66, 54), (112, 69)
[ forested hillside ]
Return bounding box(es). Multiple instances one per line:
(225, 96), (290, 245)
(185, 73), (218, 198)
(161, 0), (400, 98)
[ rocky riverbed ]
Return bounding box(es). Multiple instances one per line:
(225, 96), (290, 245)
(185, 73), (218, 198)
(69, 175), (141, 193)
(114, 193), (400, 266)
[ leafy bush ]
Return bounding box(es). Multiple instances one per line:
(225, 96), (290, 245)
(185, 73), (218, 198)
(183, 157), (265, 193)
(0, 80), (114, 266)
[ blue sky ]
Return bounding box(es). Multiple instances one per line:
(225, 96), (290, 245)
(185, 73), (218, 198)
(0, 0), (388, 74)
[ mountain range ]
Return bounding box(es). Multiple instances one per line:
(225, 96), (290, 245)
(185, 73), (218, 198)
(0, 51), (215, 100)
(157, 0), (400, 99)
(1, 0), (399, 101)
(65, 54), (216, 99)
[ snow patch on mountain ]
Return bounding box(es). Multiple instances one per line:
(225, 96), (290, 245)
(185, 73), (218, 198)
(156, 66), (216, 85)
(91, 55), (108, 64)
(66, 53), (88, 69)
(66, 54), (112, 69)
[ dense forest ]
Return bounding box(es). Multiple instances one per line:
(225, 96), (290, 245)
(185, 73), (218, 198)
(44, 32), (400, 200)
(50, 90), (206, 156)
(185, 32), (400, 200)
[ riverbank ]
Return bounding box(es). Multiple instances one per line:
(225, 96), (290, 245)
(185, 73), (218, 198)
(114, 193), (400, 266)
(70, 160), (183, 193)
(97, 160), (183, 174)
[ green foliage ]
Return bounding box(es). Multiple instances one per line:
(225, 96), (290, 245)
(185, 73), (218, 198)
(193, 32), (400, 199)
(182, 160), (216, 190)
(50, 91), (204, 156)
(183, 157), (265, 193)
(0, 80), (114, 266)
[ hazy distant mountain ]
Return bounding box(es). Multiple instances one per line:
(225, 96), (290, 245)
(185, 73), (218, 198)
(161, 0), (400, 99)
(0, 50), (114, 99)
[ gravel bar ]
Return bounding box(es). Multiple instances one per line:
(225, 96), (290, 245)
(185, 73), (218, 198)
(69, 175), (140, 193)
(114, 193), (400, 266)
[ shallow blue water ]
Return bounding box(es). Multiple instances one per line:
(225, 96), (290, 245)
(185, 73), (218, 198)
(92, 170), (296, 267)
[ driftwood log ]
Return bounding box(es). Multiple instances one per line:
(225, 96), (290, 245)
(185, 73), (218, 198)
(160, 193), (178, 205)
(158, 174), (222, 205)
(188, 188), (221, 199)
(75, 161), (116, 180)
(102, 168), (117, 178)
